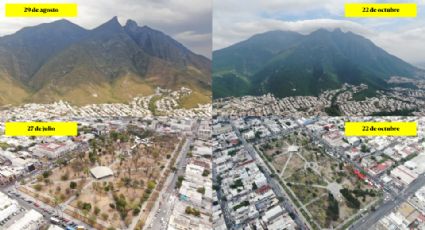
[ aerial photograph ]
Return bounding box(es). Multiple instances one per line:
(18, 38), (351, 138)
(211, 1), (425, 230)
(213, 0), (425, 116)
(212, 114), (425, 230)
(0, 0), (212, 230)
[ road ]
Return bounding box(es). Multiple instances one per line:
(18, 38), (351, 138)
(1, 186), (89, 229)
(351, 174), (425, 229)
(306, 127), (398, 197)
(0, 148), (90, 229)
(231, 121), (309, 230)
(303, 123), (425, 229)
(143, 120), (199, 230)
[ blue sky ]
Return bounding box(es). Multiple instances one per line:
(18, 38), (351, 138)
(213, 0), (425, 66)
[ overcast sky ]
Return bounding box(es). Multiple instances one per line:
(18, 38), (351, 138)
(214, 0), (425, 67)
(0, 0), (212, 58)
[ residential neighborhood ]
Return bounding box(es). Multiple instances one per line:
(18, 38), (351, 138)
(213, 83), (425, 117)
(0, 97), (211, 230)
(212, 114), (425, 230)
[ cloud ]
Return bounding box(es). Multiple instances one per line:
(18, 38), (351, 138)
(213, 18), (373, 50)
(0, 0), (211, 58)
(213, 0), (425, 64)
(174, 31), (212, 59)
(374, 27), (425, 66)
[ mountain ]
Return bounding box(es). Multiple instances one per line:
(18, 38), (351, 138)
(212, 29), (422, 98)
(0, 17), (211, 106)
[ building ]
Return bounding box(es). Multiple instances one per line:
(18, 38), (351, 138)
(32, 142), (76, 158)
(0, 191), (19, 223)
(90, 166), (114, 179)
(48, 225), (64, 230)
(391, 165), (418, 186)
(6, 209), (44, 230)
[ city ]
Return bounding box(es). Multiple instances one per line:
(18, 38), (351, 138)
(213, 82), (425, 117)
(212, 115), (425, 230)
(0, 89), (212, 230)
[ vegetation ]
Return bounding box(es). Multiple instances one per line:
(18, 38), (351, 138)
(340, 188), (360, 209)
(94, 206), (101, 215)
(360, 144), (370, 153)
(197, 187), (205, 194)
(148, 96), (160, 115)
(70, 181), (77, 189)
(113, 194), (128, 219)
(0, 142), (11, 150)
(42, 170), (52, 179)
(228, 150), (237, 156)
(176, 176), (184, 188)
(61, 172), (69, 181)
(185, 206), (201, 217)
(233, 200), (249, 211)
(133, 207), (141, 215)
(371, 109), (415, 116)
(202, 169), (210, 177)
(147, 180), (156, 190)
(230, 179), (243, 189)
(77, 201), (92, 212)
(33, 184), (42, 191)
(326, 193), (339, 222)
(325, 105), (342, 116)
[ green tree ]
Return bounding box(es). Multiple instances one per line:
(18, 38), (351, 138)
(70, 181), (77, 189)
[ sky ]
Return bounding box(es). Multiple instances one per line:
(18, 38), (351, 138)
(214, 0), (425, 66)
(0, 0), (212, 58)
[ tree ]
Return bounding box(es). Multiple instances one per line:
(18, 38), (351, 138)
(69, 181), (77, 189)
(202, 169), (210, 177)
(122, 177), (132, 191)
(113, 194), (128, 219)
(185, 206), (201, 217)
(89, 150), (97, 164)
(42, 170), (51, 178)
(197, 187), (205, 194)
(33, 184), (42, 191)
(147, 180), (156, 190)
(133, 207), (140, 215)
(176, 176), (184, 188)
(340, 189), (360, 209)
(101, 213), (109, 221)
(255, 131), (262, 139)
(360, 144), (369, 153)
(94, 206), (101, 215)
(326, 193), (339, 222)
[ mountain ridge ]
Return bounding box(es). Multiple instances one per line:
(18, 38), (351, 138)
(213, 29), (422, 98)
(0, 17), (211, 106)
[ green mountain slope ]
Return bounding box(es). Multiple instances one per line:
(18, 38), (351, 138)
(213, 29), (422, 98)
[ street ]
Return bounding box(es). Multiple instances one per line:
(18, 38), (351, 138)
(230, 121), (309, 230)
